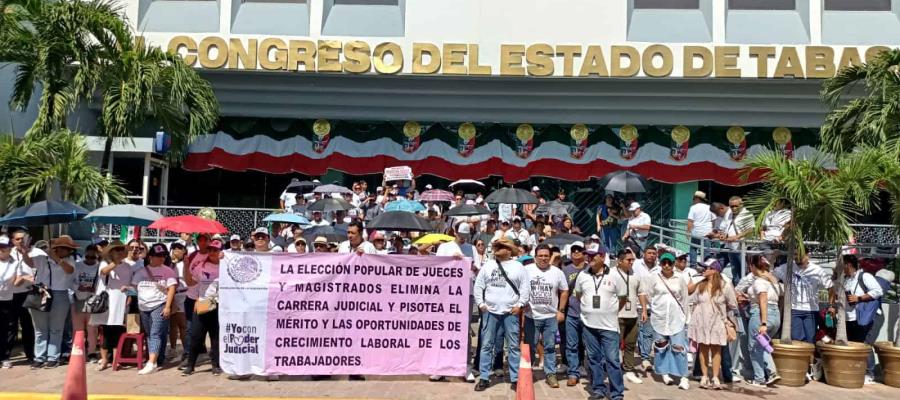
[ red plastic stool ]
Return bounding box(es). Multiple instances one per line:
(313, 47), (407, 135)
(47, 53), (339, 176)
(112, 333), (146, 371)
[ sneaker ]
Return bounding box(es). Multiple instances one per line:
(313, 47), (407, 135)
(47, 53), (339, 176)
(678, 377), (690, 390)
(624, 372), (643, 384)
(641, 359), (653, 371)
(864, 375), (876, 385)
(546, 375), (560, 388)
(662, 374), (674, 385)
(510, 382), (517, 391)
(137, 363), (158, 375)
(428, 375), (445, 382)
(474, 379), (490, 391)
(699, 376), (709, 389)
(30, 361), (44, 370)
(745, 380), (767, 389)
(44, 361), (59, 369)
(211, 367), (223, 376)
(181, 367), (194, 376)
(731, 373), (743, 383)
(765, 374), (781, 385)
(1, 360), (12, 369)
(465, 372), (476, 383)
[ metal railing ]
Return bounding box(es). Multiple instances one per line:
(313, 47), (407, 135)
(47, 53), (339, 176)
(96, 206), (276, 242)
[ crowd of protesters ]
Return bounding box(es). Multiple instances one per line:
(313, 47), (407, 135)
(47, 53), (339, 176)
(0, 181), (894, 400)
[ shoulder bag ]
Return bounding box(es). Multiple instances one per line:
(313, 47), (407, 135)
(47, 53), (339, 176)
(711, 284), (737, 342)
(82, 271), (109, 314)
(23, 261), (52, 312)
(659, 273), (686, 317)
(855, 271), (881, 326)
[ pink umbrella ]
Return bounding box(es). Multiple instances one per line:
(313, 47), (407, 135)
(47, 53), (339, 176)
(148, 215), (228, 234)
(419, 189), (455, 202)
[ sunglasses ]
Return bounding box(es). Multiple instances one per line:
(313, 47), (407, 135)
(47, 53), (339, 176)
(661, 260), (674, 265)
(571, 249), (583, 253)
(253, 235), (268, 240)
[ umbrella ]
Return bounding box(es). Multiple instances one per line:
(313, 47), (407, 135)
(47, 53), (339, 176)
(0, 200), (89, 226)
(263, 213), (310, 225)
(148, 215), (228, 234)
(385, 199), (426, 213)
(444, 204), (491, 217)
(448, 179), (485, 192)
(303, 225), (347, 243)
(537, 200), (576, 217)
(367, 211), (432, 231)
(306, 198), (354, 213)
(313, 184), (353, 195)
(603, 171), (646, 193)
(542, 233), (585, 247)
(419, 189), (455, 203)
(485, 188), (539, 204)
(85, 204), (163, 226)
(413, 233), (454, 245)
(285, 179), (320, 194)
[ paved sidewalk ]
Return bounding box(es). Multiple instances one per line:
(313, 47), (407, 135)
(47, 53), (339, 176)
(1, 358), (897, 400)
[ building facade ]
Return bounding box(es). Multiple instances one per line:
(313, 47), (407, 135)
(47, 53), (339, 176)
(3, 0), (899, 222)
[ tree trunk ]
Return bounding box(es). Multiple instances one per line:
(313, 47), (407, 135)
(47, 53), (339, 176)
(100, 136), (113, 176)
(780, 243), (795, 344)
(894, 318), (900, 347)
(833, 247), (849, 345)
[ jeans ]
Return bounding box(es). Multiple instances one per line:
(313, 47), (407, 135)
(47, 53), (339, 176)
(602, 226), (620, 253)
(478, 312), (520, 382)
(583, 327), (624, 400)
(791, 310), (818, 344)
(748, 304), (780, 383)
(140, 306), (170, 364)
(565, 316), (585, 378)
(653, 327), (689, 377)
(30, 290), (70, 363)
(637, 313), (654, 362)
(525, 317), (558, 375)
(618, 318), (639, 372)
(848, 316), (880, 377)
(70, 305), (98, 355)
(726, 252), (743, 286)
(689, 236), (704, 267)
(9, 292), (35, 361)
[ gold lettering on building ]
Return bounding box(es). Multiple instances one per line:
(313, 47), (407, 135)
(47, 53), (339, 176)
(442, 43), (468, 75)
(317, 40), (343, 72)
(228, 38), (257, 70)
(556, 45), (582, 77)
(198, 37), (228, 69)
(774, 47), (804, 78)
(749, 46), (776, 78)
(500, 44), (526, 76)
(611, 46), (640, 77)
(412, 43), (441, 74)
(468, 44), (492, 76)
(683, 46), (712, 78)
(578, 45), (608, 77)
(343, 41), (371, 73)
(373, 42), (403, 74)
(258, 38), (287, 71)
(526, 44), (555, 77)
(168, 36), (198, 66)
(288, 40), (316, 72)
(714, 46), (740, 78)
(642, 44), (673, 77)
(805, 46), (835, 79)
(838, 47), (862, 71)
(865, 46), (890, 63)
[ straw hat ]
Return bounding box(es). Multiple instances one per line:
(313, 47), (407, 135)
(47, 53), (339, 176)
(103, 240), (127, 260)
(50, 235), (78, 251)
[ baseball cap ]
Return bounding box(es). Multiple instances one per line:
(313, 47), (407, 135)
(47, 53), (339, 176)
(425, 184), (433, 190)
(314, 236), (328, 245)
(589, 234), (600, 240)
(699, 258), (722, 272)
(294, 237), (307, 244)
(659, 253), (676, 264)
(0, 235), (11, 247)
(229, 234), (241, 242)
(531, 186), (540, 192)
(675, 250), (687, 259)
(570, 241), (585, 251)
(148, 243), (168, 257)
(628, 202), (641, 211)
(253, 227), (269, 236)
(694, 191), (707, 200)
(207, 239), (224, 250)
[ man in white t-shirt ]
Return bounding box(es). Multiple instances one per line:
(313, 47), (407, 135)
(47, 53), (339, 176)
(623, 202), (651, 251)
(497, 203), (516, 223)
(574, 248), (627, 400)
(506, 218), (530, 244)
(279, 190), (297, 211)
(524, 244), (569, 388)
(686, 191), (714, 268)
(338, 221), (376, 255)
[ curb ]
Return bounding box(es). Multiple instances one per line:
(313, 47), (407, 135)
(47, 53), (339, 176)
(0, 394), (365, 400)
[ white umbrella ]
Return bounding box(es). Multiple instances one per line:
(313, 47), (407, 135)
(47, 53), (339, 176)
(85, 204), (163, 226)
(449, 179), (485, 188)
(312, 184), (353, 194)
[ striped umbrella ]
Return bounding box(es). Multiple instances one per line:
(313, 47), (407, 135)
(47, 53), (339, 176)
(419, 189), (455, 202)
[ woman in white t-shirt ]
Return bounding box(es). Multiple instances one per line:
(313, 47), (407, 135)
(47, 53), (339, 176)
(746, 254), (781, 387)
(29, 236), (76, 369)
(70, 244), (101, 362)
(124, 243), (177, 375)
(92, 241), (132, 371)
(0, 235), (33, 368)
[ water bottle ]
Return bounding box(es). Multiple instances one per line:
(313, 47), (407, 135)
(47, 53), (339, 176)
(825, 312), (834, 328)
(755, 332), (774, 353)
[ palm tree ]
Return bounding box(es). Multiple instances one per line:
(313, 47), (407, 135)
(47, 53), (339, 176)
(0, 0), (128, 135)
(821, 49), (900, 156)
(94, 37), (219, 168)
(742, 148), (886, 345)
(0, 131), (127, 207)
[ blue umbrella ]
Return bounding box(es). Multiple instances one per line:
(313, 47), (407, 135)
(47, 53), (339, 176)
(0, 200), (89, 226)
(263, 213), (310, 225)
(85, 204), (163, 226)
(385, 199), (426, 213)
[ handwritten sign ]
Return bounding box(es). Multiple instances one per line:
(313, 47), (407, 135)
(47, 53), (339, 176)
(383, 166), (413, 182)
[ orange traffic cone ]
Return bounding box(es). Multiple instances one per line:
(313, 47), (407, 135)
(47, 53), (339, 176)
(62, 330), (87, 400)
(516, 340), (535, 399)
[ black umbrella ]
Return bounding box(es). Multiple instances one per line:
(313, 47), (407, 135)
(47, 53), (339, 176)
(306, 198), (354, 213)
(444, 204), (491, 217)
(0, 200), (89, 226)
(367, 211), (432, 231)
(303, 226), (348, 243)
(603, 171), (646, 193)
(313, 184), (353, 195)
(285, 179), (320, 194)
(484, 188), (539, 204)
(542, 233), (585, 247)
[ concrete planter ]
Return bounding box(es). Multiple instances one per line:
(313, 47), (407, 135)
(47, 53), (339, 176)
(818, 342), (872, 389)
(875, 342), (900, 388)
(772, 340), (816, 387)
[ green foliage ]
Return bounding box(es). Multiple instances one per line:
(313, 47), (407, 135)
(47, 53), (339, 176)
(0, 131), (127, 207)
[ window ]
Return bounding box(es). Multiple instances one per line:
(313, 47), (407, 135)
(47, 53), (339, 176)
(322, 0), (404, 36)
(634, 0), (699, 9)
(728, 0), (795, 10)
(232, 0), (309, 36)
(334, 0), (396, 4)
(824, 0), (891, 11)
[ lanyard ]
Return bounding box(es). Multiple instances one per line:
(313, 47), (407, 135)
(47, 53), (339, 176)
(592, 271), (606, 293)
(616, 268), (630, 297)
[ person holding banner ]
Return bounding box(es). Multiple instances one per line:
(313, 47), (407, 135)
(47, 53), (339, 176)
(524, 244), (569, 388)
(181, 239), (222, 377)
(473, 237), (531, 392)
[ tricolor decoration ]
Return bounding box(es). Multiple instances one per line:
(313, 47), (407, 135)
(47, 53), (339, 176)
(184, 119), (826, 185)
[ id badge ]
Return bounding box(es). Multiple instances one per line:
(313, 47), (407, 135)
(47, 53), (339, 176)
(592, 295), (602, 309)
(625, 301), (632, 311)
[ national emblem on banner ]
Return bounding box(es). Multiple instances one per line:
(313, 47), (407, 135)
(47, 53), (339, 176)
(773, 127), (793, 159)
(569, 124), (589, 159)
(669, 125), (690, 161)
(515, 124), (535, 158)
(402, 121), (422, 153)
(618, 124), (639, 160)
(457, 123), (476, 157)
(312, 119), (331, 153)
(727, 126), (748, 161)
